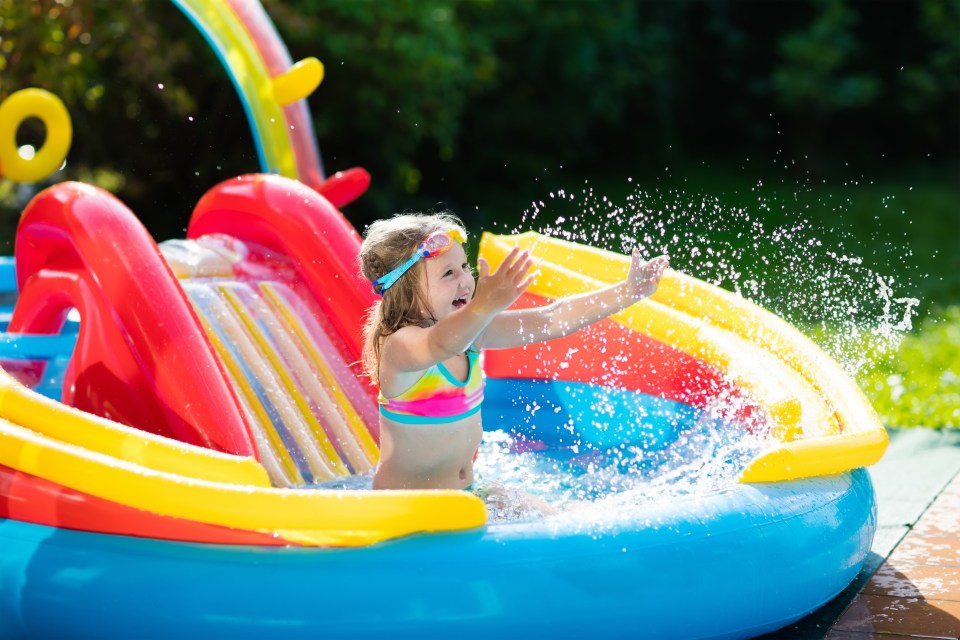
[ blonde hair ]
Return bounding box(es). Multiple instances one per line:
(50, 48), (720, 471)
(359, 212), (467, 385)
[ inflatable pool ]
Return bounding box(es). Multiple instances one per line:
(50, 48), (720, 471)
(0, 2), (886, 638)
(0, 172), (885, 639)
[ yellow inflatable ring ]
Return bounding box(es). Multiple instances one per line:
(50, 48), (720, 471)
(0, 89), (72, 183)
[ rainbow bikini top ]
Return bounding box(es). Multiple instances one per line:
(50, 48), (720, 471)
(378, 346), (484, 424)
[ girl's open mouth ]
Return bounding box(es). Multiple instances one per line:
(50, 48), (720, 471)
(453, 295), (468, 309)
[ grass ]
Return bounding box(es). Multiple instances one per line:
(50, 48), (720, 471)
(845, 305), (960, 429)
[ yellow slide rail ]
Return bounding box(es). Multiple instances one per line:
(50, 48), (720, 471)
(479, 232), (887, 482)
(0, 369), (270, 486)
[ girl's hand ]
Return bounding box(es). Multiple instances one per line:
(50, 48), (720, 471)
(474, 247), (534, 313)
(625, 250), (669, 301)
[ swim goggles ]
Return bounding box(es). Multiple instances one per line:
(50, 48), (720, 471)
(372, 228), (466, 295)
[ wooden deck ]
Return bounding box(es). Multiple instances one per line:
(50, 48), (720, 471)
(762, 428), (960, 640)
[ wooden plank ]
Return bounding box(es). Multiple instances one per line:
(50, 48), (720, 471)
(760, 427), (960, 639)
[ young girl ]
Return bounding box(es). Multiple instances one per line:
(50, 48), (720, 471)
(359, 212), (669, 499)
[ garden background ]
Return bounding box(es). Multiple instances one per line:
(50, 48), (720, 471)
(1, 0), (957, 426)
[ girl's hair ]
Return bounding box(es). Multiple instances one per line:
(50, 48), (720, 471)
(358, 212), (467, 385)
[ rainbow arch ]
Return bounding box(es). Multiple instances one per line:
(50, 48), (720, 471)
(170, 0), (324, 188)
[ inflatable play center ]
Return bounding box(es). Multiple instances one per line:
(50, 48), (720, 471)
(0, 2), (886, 638)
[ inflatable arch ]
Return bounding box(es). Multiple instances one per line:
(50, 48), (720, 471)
(170, 0), (324, 187)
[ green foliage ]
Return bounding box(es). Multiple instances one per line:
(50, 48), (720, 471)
(900, 0), (960, 119)
(0, 1), (197, 130)
(265, 0), (484, 215)
(851, 305), (960, 428)
(1, 0), (957, 274)
(267, 0), (673, 217)
(0, 1), (259, 246)
(772, 0), (880, 111)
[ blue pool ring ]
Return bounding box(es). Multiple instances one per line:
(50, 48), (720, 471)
(0, 467), (874, 639)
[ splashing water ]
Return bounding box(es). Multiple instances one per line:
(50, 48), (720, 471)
(475, 419), (769, 515)
(510, 181), (919, 373)
(328, 178), (918, 523)
(466, 177), (919, 520)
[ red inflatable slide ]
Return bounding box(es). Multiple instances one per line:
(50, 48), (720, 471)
(10, 174), (377, 458)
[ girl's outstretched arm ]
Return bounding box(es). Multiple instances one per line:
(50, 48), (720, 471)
(479, 250), (669, 350)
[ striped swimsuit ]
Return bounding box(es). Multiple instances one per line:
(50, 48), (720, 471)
(379, 346), (484, 424)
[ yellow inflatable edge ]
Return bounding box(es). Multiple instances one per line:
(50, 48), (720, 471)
(0, 415), (486, 547)
(0, 368), (271, 487)
(479, 232), (887, 483)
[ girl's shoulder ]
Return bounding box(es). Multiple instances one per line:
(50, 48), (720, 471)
(383, 323), (423, 345)
(379, 324), (426, 362)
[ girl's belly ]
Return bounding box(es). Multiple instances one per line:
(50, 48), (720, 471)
(374, 416), (482, 490)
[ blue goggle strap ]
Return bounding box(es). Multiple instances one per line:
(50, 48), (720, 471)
(372, 248), (426, 295)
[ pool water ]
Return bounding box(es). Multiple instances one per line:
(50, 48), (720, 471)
(475, 419), (769, 511)
(317, 391), (771, 523)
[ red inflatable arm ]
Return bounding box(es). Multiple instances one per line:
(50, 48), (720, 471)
(315, 168), (371, 209)
(10, 182), (255, 455)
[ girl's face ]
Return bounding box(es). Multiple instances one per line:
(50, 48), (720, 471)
(422, 242), (474, 321)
